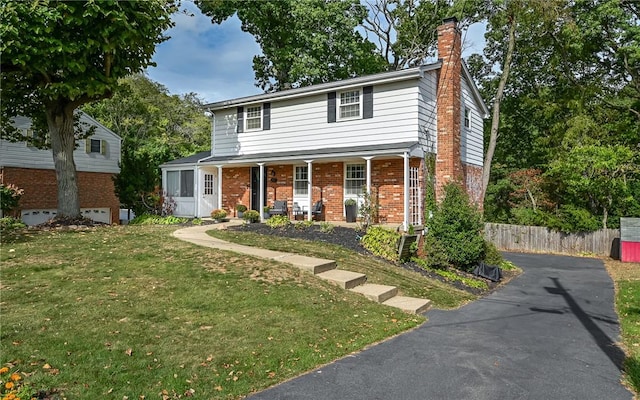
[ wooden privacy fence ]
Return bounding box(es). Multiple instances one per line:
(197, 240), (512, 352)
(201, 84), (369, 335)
(484, 223), (620, 257)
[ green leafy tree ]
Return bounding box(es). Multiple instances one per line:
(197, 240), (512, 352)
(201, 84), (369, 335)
(82, 74), (211, 214)
(196, 0), (387, 91)
(0, 0), (175, 220)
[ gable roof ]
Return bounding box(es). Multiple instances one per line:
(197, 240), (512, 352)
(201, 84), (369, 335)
(204, 60), (489, 117)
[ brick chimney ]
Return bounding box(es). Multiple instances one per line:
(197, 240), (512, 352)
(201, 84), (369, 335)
(435, 17), (463, 201)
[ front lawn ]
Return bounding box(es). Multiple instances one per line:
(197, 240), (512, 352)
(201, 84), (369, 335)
(1, 225), (430, 399)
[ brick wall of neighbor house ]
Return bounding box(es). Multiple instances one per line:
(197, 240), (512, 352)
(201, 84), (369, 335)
(1, 167), (120, 224)
(463, 163), (483, 206)
(435, 17), (463, 201)
(221, 167), (251, 213)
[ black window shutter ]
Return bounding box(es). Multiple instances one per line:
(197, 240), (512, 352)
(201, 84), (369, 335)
(363, 86), (373, 119)
(237, 106), (244, 133)
(327, 92), (336, 123)
(263, 102), (271, 130)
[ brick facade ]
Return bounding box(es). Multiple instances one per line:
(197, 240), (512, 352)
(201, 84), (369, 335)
(1, 167), (120, 224)
(435, 17), (464, 201)
(219, 158), (422, 224)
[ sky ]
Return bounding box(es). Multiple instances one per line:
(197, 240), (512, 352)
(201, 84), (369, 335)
(145, 1), (486, 104)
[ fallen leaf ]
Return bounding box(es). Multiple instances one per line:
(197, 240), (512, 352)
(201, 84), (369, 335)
(125, 348), (133, 356)
(214, 386), (223, 391)
(43, 363), (51, 369)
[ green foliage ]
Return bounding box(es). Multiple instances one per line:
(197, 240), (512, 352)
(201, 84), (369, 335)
(265, 215), (290, 228)
(0, 216), (26, 243)
(319, 222), (335, 233)
(548, 205), (601, 234)
(413, 258), (489, 291)
(210, 209), (228, 220)
(0, 184), (23, 213)
(361, 226), (401, 262)
(294, 220), (314, 230)
(197, 0), (387, 91)
(242, 210), (260, 223)
(426, 183), (485, 270)
(235, 204), (248, 212)
(191, 218), (203, 226)
(344, 198), (357, 206)
(127, 214), (188, 225)
(483, 241), (504, 266)
(358, 189), (379, 231)
(422, 234), (449, 269)
(0, 1), (175, 219)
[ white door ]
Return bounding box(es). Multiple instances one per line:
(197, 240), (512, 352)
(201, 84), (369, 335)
(199, 173), (217, 216)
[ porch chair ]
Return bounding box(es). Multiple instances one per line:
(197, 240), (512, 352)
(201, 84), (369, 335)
(269, 200), (288, 217)
(311, 200), (324, 221)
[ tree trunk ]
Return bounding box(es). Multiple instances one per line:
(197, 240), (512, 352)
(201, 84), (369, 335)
(45, 102), (81, 219)
(481, 13), (517, 202)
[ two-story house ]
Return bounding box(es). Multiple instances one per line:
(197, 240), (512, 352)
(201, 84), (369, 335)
(161, 17), (488, 230)
(0, 111), (122, 225)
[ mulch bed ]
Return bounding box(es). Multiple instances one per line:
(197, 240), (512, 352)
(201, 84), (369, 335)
(228, 223), (512, 295)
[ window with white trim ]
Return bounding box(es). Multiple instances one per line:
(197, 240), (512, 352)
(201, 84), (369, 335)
(464, 107), (471, 129)
(339, 90), (360, 119)
(246, 105), (262, 130)
(204, 174), (215, 195)
(166, 170), (194, 197)
(294, 166), (308, 196)
(345, 164), (365, 195)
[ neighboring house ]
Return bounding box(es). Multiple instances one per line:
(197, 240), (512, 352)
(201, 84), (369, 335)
(161, 17), (489, 230)
(0, 112), (122, 225)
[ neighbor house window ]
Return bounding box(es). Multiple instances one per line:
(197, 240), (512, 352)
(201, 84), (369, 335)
(90, 139), (101, 153)
(345, 164), (365, 195)
(294, 166), (308, 196)
(166, 170), (194, 197)
(464, 108), (471, 129)
(246, 106), (262, 130)
(339, 90), (360, 119)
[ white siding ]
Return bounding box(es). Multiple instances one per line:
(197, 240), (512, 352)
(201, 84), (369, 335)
(0, 114), (121, 173)
(461, 76), (484, 166)
(417, 71), (438, 153)
(212, 79), (422, 157)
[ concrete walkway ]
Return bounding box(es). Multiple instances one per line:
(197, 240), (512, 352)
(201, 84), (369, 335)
(247, 253), (633, 400)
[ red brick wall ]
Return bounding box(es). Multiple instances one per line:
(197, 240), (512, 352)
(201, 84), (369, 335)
(219, 159), (422, 224)
(1, 166), (120, 224)
(435, 17), (463, 201)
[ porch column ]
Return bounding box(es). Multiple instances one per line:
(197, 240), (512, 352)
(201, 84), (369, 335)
(403, 152), (410, 232)
(363, 156), (373, 195)
(258, 163), (265, 222)
(305, 160), (313, 221)
(216, 165), (223, 213)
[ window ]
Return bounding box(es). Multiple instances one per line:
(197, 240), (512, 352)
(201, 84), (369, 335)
(345, 164), (365, 195)
(85, 138), (106, 154)
(204, 174), (215, 195)
(246, 106), (262, 130)
(294, 166), (308, 196)
(339, 90), (360, 119)
(90, 139), (101, 153)
(166, 170), (194, 197)
(464, 108), (471, 129)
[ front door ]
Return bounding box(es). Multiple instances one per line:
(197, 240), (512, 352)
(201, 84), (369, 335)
(199, 173), (216, 216)
(250, 167), (267, 211)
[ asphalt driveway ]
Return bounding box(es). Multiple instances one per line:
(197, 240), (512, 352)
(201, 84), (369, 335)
(249, 253), (633, 400)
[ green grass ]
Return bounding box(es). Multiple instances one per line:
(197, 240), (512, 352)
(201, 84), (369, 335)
(207, 230), (476, 309)
(1, 225), (430, 399)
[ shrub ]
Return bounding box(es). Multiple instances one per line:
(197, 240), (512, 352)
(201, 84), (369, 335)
(358, 189), (379, 231)
(426, 183), (485, 270)
(483, 241), (504, 265)
(319, 222), (335, 233)
(344, 198), (357, 206)
(129, 214), (188, 225)
(210, 209), (228, 220)
(361, 226), (401, 262)
(423, 235), (449, 269)
(235, 204), (247, 212)
(0, 217), (26, 243)
(294, 220), (314, 230)
(266, 215), (290, 228)
(0, 184), (24, 213)
(242, 210), (260, 223)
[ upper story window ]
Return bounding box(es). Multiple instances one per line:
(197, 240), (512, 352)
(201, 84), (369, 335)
(464, 108), (471, 129)
(246, 106), (262, 130)
(339, 90), (361, 120)
(85, 138), (106, 155)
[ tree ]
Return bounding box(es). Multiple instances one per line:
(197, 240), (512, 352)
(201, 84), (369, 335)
(82, 74), (211, 215)
(0, 0), (175, 220)
(196, 0), (387, 91)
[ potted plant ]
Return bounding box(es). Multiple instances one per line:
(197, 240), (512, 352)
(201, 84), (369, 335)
(210, 209), (227, 222)
(263, 206), (271, 219)
(344, 198), (357, 223)
(242, 210), (260, 223)
(235, 204), (247, 218)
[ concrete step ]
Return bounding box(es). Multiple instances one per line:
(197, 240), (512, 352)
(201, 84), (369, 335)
(350, 284), (398, 303)
(382, 296), (432, 314)
(278, 254), (337, 274)
(316, 269), (367, 289)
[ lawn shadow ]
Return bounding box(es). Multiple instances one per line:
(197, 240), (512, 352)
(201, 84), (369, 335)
(545, 277), (627, 372)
